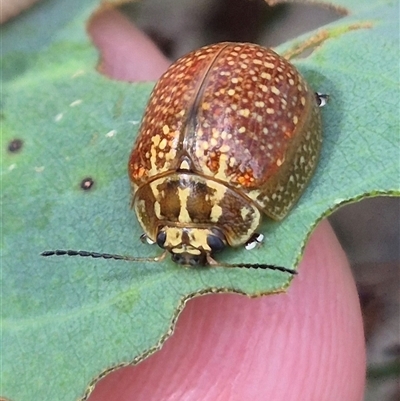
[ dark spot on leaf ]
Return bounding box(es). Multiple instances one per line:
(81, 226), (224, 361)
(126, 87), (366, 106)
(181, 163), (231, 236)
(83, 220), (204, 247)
(80, 177), (95, 191)
(8, 138), (23, 153)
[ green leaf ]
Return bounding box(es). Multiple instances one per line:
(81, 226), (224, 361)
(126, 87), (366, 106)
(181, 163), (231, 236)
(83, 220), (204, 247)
(1, 0), (399, 400)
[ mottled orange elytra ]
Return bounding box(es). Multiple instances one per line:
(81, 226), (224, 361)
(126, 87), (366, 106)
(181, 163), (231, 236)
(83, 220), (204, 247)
(128, 42), (323, 267)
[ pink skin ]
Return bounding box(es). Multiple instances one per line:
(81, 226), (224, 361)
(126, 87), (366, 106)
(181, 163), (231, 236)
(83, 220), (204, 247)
(87, 9), (366, 401)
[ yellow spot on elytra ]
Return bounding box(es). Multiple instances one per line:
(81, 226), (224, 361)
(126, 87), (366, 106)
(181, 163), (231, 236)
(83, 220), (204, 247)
(271, 86), (280, 95)
(264, 62), (275, 69)
(211, 153), (227, 180)
(219, 144), (230, 153)
(159, 138), (167, 150)
(162, 125), (170, 135)
(151, 135), (161, 147)
(239, 109), (250, 117)
(212, 128), (220, 138)
(148, 135), (162, 174)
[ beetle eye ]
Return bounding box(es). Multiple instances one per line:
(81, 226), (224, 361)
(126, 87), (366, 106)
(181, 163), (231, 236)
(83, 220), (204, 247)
(207, 234), (225, 253)
(156, 231), (166, 248)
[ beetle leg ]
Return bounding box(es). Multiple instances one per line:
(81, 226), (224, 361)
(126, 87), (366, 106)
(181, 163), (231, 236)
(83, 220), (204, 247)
(244, 233), (265, 251)
(205, 254), (220, 266)
(140, 233), (155, 245)
(315, 92), (329, 107)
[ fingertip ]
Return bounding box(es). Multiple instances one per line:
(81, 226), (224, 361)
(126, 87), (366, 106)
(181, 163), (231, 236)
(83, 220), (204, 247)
(286, 220), (366, 400)
(89, 221), (365, 401)
(87, 8), (170, 81)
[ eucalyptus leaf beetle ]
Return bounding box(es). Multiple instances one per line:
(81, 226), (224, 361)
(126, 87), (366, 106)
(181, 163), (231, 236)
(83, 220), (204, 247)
(128, 42), (324, 268)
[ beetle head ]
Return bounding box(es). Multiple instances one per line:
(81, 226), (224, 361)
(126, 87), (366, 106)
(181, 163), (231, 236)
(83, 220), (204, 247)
(155, 226), (226, 266)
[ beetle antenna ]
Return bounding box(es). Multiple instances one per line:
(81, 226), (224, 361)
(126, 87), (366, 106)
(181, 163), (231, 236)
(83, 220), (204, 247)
(41, 250), (296, 274)
(215, 262), (297, 275)
(205, 254), (297, 274)
(40, 249), (167, 263)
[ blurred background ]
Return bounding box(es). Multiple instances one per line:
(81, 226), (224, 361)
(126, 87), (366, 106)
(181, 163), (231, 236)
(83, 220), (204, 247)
(4, 0), (399, 399)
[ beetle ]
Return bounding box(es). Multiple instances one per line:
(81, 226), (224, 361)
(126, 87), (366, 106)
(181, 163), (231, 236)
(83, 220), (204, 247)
(128, 42), (326, 268)
(42, 42), (327, 273)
